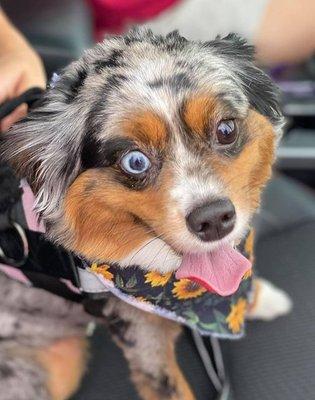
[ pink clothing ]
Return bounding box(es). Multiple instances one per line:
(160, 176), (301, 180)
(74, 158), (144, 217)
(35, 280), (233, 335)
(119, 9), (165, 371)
(0, 264), (31, 285)
(88, 0), (179, 38)
(21, 180), (45, 233)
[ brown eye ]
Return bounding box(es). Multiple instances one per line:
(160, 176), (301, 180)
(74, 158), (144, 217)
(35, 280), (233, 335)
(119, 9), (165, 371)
(216, 120), (237, 145)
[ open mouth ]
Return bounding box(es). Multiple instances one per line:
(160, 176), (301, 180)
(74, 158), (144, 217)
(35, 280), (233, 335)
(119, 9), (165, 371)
(175, 244), (251, 297)
(131, 211), (251, 296)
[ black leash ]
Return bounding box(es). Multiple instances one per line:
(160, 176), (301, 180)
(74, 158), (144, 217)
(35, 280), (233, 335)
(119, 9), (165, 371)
(0, 87), (43, 120)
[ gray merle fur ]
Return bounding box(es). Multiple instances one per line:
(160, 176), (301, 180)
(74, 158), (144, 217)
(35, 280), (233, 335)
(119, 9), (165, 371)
(0, 27), (283, 244)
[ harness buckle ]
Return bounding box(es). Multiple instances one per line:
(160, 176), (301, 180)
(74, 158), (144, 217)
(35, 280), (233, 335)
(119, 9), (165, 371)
(0, 221), (29, 267)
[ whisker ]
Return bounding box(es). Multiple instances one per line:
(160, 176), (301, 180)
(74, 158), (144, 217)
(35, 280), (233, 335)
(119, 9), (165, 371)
(162, 246), (173, 272)
(128, 234), (164, 265)
(103, 234), (156, 262)
(147, 240), (169, 270)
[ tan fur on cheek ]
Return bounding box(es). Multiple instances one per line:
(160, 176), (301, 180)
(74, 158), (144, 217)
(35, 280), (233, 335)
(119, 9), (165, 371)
(212, 111), (276, 213)
(63, 166), (176, 262)
(64, 170), (154, 261)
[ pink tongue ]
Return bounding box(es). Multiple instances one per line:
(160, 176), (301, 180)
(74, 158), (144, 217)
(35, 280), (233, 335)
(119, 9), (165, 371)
(175, 244), (251, 297)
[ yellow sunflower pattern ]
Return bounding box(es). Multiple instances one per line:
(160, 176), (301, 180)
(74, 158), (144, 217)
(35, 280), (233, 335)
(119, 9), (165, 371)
(135, 296), (149, 303)
(226, 298), (248, 333)
(87, 227), (253, 337)
(242, 268), (253, 280)
(241, 229), (255, 280)
(90, 263), (114, 281)
(245, 229), (255, 262)
(172, 279), (207, 300)
(145, 271), (172, 287)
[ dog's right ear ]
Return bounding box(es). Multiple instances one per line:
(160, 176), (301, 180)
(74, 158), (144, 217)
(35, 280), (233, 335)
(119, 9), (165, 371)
(0, 60), (90, 221)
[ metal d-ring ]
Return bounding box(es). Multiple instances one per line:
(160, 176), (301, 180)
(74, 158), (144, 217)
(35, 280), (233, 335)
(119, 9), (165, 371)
(0, 221), (29, 267)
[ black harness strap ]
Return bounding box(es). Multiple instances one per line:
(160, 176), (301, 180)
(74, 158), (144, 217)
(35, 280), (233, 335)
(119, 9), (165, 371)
(0, 162), (28, 267)
(0, 88), (83, 300)
(0, 87), (43, 120)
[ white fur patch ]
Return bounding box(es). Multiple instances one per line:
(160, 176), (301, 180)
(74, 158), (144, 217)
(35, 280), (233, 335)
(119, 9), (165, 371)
(119, 238), (181, 273)
(170, 154), (225, 216)
(247, 278), (293, 321)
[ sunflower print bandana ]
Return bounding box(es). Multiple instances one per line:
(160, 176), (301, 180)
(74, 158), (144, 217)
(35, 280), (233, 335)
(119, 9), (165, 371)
(83, 231), (254, 339)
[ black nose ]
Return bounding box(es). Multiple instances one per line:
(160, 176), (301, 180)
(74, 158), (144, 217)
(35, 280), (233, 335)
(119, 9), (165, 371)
(186, 199), (236, 242)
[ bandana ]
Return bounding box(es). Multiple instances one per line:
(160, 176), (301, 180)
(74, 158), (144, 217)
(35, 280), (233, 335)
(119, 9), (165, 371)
(80, 232), (254, 339)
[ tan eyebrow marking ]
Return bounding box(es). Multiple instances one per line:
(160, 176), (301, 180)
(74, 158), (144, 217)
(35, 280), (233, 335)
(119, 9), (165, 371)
(123, 111), (168, 149)
(183, 96), (217, 136)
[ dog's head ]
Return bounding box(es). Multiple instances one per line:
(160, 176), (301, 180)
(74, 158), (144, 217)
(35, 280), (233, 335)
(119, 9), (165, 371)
(0, 29), (283, 292)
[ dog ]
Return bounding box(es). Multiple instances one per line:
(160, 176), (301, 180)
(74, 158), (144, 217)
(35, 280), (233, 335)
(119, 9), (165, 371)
(0, 29), (292, 400)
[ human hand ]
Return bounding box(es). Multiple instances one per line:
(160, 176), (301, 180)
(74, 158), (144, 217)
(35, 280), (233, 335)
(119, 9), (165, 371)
(0, 12), (46, 132)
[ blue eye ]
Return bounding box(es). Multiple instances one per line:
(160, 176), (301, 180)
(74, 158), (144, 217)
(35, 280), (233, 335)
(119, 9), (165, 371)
(120, 151), (151, 175)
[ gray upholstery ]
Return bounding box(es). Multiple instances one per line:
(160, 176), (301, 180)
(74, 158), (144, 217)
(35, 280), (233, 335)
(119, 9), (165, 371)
(221, 176), (315, 400)
(223, 221), (315, 400)
(255, 174), (315, 237)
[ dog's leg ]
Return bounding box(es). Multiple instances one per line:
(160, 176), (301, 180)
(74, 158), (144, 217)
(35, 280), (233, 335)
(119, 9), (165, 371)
(0, 273), (91, 400)
(36, 336), (88, 400)
(243, 232), (292, 321)
(0, 336), (88, 400)
(0, 343), (50, 400)
(247, 277), (292, 320)
(103, 298), (195, 400)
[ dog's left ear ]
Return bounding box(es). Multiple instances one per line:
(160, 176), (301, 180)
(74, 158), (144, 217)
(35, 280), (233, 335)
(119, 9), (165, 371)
(0, 60), (90, 221)
(206, 33), (284, 136)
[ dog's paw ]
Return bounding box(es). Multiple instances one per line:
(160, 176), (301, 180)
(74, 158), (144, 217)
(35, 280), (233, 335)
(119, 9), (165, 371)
(247, 278), (293, 321)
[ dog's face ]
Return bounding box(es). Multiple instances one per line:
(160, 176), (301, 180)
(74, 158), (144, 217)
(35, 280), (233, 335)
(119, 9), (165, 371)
(1, 30), (283, 274)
